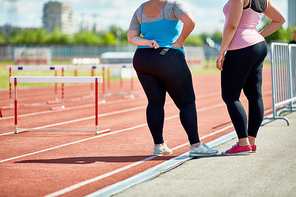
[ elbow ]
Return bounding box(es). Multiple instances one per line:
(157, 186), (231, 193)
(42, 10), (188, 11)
(188, 21), (196, 31)
(191, 16), (196, 27)
(274, 15), (286, 26)
(183, 19), (195, 30)
(127, 32), (133, 44)
(226, 23), (238, 31)
(127, 37), (132, 44)
(273, 17), (286, 27)
(280, 17), (286, 26)
(192, 19), (196, 29)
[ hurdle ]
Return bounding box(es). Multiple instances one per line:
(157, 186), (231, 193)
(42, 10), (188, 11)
(6, 64), (136, 110)
(104, 64), (135, 98)
(262, 43), (296, 125)
(6, 65), (68, 108)
(67, 65), (104, 100)
(66, 63), (135, 100)
(10, 76), (107, 135)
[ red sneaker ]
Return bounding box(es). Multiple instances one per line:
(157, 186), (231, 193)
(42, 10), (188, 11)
(222, 143), (252, 155)
(251, 145), (257, 153)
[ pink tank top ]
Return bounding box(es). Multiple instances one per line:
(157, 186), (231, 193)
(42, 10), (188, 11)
(223, 1), (265, 50)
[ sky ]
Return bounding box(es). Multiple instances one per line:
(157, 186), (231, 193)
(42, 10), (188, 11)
(0, 0), (288, 35)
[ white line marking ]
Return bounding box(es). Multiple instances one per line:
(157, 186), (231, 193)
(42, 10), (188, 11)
(0, 88), (273, 195)
(43, 124), (235, 197)
(0, 89), (272, 122)
(0, 93), (224, 136)
(0, 98), (144, 121)
(0, 104), (148, 136)
(0, 100), (233, 163)
(44, 156), (157, 197)
(0, 124), (147, 163)
(36, 107), (274, 197)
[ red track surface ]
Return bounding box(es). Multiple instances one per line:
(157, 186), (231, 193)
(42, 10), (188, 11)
(0, 67), (272, 197)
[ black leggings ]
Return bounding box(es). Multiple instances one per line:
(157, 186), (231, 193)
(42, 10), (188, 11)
(221, 41), (267, 139)
(133, 48), (200, 145)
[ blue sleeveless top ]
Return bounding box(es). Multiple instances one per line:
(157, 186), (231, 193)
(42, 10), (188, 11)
(137, 0), (185, 54)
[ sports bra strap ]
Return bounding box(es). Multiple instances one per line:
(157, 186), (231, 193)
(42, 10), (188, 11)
(162, 0), (166, 19)
(141, 3), (145, 23)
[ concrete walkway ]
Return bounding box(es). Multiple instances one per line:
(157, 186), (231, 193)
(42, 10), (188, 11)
(114, 112), (296, 197)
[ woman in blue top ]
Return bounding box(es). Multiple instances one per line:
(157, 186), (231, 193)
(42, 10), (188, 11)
(128, 0), (218, 157)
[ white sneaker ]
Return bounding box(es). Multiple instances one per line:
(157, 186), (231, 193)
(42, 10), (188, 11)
(189, 143), (218, 157)
(153, 143), (172, 156)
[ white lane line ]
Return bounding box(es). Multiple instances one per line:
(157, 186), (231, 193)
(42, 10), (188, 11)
(1, 95), (273, 195)
(0, 89), (270, 136)
(0, 90), (225, 121)
(0, 92), (224, 136)
(42, 107), (274, 197)
(44, 155), (157, 197)
(0, 99), (233, 162)
(0, 89), (272, 121)
(0, 124), (147, 163)
(0, 88), (272, 136)
(44, 106), (274, 197)
(43, 124), (235, 197)
(0, 98), (144, 121)
(0, 104), (148, 136)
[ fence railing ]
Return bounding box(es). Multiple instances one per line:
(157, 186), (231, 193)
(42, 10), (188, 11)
(263, 43), (296, 125)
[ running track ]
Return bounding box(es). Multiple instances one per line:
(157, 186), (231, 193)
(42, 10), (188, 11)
(0, 67), (272, 197)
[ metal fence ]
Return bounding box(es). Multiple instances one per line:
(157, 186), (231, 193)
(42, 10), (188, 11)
(0, 45), (208, 65)
(290, 44), (296, 102)
(263, 43), (296, 125)
(0, 45), (137, 61)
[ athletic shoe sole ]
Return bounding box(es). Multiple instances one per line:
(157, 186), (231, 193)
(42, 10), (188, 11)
(189, 152), (218, 157)
(221, 151), (251, 156)
(153, 152), (172, 156)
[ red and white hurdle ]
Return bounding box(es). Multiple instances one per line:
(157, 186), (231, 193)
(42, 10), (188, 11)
(10, 76), (108, 135)
(6, 64), (136, 107)
(6, 65), (68, 108)
(67, 63), (135, 100)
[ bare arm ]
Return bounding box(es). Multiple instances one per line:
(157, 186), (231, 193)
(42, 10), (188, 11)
(171, 11), (196, 49)
(259, 0), (285, 37)
(127, 30), (159, 49)
(216, 0), (245, 71)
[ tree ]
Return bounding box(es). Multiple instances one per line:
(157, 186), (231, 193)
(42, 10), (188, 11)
(102, 32), (116, 45)
(36, 28), (48, 44)
(212, 30), (223, 43)
(185, 35), (204, 46)
(0, 32), (7, 44)
(22, 29), (38, 44)
(46, 27), (72, 44)
(73, 31), (102, 45)
(286, 26), (296, 43)
(9, 31), (24, 44)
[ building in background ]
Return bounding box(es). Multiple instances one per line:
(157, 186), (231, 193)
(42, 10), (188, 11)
(42, 1), (74, 35)
(288, 0), (296, 27)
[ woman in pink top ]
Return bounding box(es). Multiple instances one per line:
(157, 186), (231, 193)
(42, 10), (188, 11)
(216, 0), (285, 155)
